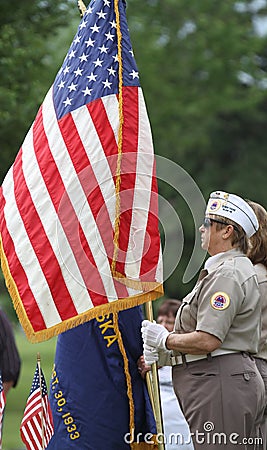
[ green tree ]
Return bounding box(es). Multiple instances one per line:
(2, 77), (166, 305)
(126, 0), (267, 297)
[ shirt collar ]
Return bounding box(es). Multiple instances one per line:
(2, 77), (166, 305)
(204, 248), (244, 273)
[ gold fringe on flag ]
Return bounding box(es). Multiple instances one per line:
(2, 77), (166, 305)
(0, 232), (163, 343)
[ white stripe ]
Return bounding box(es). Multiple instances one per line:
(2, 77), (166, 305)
(21, 120), (93, 313)
(2, 171), (61, 328)
(155, 243), (163, 283)
(124, 88), (154, 281)
(43, 89), (118, 300)
(101, 94), (119, 145)
(71, 99), (116, 227)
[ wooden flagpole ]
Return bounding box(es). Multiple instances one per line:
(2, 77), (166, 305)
(76, 3), (164, 448)
(145, 301), (165, 450)
(37, 353), (45, 450)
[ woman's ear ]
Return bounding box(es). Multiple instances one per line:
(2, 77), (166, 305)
(222, 225), (235, 240)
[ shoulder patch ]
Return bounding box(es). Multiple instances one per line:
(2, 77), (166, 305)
(210, 292), (230, 310)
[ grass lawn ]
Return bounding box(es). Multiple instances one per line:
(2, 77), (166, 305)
(2, 329), (56, 450)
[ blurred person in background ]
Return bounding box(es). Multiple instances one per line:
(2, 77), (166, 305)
(247, 200), (267, 449)
(0, 308), (21, 395)
(142, 191), (265, 450)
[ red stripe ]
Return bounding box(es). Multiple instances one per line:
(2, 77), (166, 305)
(0, 189), (46, 332)
(87, 98), (119, 162)
(33, 107), (109, 305)
(12, 151), (78, 320)
(115, 87), (139, 276)
(140, 164), (160, 281)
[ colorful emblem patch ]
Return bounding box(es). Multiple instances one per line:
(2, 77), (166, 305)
(207, 199), (221, 212)
(210, 292), (230, 310)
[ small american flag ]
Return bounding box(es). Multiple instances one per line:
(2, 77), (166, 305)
(0, 375), (6, 450)
(0, 0), (163, 343)
(20, 364), (54, 450)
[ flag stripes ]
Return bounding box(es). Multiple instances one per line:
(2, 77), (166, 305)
(0, 0), (163, 342)
(20, 365), (54, 450)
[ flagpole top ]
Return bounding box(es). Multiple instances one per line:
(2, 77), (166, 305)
(77, 0), (87, 17)
(37, 352), (41, 362)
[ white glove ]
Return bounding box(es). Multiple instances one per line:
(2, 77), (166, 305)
(143, 344), (159, 365)
(141, 320), (169, 351)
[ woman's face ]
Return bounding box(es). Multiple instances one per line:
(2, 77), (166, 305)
(157, 313), (175, 332)
(199, 216), (228, 256)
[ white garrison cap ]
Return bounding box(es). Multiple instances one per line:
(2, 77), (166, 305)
(205, 191), (259, 237)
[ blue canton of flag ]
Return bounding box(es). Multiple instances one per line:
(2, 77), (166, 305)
(54, 0), (140, 120)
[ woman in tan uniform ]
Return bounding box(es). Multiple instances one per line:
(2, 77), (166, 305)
(142, 191), (265, 450)
(247, 200), (267, 448)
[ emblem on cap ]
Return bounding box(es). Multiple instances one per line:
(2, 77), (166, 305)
(207, 199), (222, 212)
(210, 292), (230, 310)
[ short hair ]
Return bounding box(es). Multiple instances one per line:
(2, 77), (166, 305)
(157, 298), (182, 318)
(210, 214), (248, 254)
(247, 200), (267, 268)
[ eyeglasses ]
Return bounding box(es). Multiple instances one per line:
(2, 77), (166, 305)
(202, 217), (238, 230)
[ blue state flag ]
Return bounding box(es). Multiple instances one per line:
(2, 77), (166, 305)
(47, 306), (157, 449)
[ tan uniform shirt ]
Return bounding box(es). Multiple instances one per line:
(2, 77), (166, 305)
(255, 263), (267, 360)
(174, 249), (260, 354)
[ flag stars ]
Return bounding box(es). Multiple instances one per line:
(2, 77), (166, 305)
(107, 66), (116, 76)
(68, 50), (76, 59)
(129, 49), (134, 57)
(93, 58), (103, 67)
(102, 79), (112, 89)
(82, 86), (93, 96)
(103, 0), (111, 6)
(73, 35), (81, 45)
(63, 97), (72, 107)
(87, 72), (97, 82)
(99, 44), (108, 54)
(130, 70), (139, 79)
(112, 54), (119, 63)
(58, 80), (65, 89)
(96, 10), (107, 19)
(68, 82), (77, 92)
(105, 31), (115, 41)
(79, 20), (88, 29)
(79, 53), (89, 62)
(90, 23), (100, 33)
(74, 67), (83, 77)
(85, 37), (95, 47)
(63, 66), (70, 75)
(110, 20), (117, 28)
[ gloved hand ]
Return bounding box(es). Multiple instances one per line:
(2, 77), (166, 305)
(143, 344), (159, 365)
(141, 320), (170, 351)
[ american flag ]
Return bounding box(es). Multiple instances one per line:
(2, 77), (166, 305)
(0, 0), (163, 343)
(20, 364), (54, 450)
(0, 375), (6, 450)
